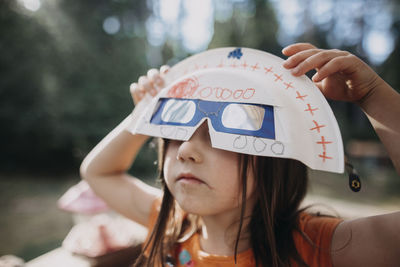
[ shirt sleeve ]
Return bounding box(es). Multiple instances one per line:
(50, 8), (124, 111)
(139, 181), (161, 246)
(293, 213), (342, 267)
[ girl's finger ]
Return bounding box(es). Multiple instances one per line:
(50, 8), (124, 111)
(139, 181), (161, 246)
(147, 68), (164, 89)
(138, 75), (157, 96)
(288, 49), (349, 76)
(160, 65), (170, 76)
(282, 43), (317, 56)
(129, 82), (144, 104)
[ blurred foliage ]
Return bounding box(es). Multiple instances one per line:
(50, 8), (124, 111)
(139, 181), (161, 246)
(1, 0), (399, 173)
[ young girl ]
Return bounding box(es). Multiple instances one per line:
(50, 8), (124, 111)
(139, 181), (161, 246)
(80, 43), (400, 267)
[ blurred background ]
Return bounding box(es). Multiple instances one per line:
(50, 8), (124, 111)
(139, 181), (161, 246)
(1, 0), (399, 262)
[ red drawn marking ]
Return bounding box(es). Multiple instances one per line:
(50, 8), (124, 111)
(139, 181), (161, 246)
(242, 88), (255, 99)
(217, 60), (224, 68)
(199, 87), (212, 98)
(167, 77), (199, 98)
(221, 88), (232, 99)
(304, 103), (318, 116)
(203, 64), (208, 69)
(251, 63), (260, 71)
(295, 91), (308, 101)
(215, 87), (233, 100)
(310, 120), (326, 133)
(230, 62), (238, 68)
(316, 136), (332, 151)
(233, 89), (244, 99)
(197, 87), (254, 101)
(274, 73), (283, 82)
(283, 82), (294, 90)
(319, 151), (333, 162)
(264, 66), (273, 74)
(241, 61), (248, 69)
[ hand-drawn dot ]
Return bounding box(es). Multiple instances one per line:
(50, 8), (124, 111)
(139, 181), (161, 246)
(271, 141), (284, 155)
(227, 48), (243, 59)
(179, 249), (191, 265)
(160, 126), (175, 137)
(253, 138), (267, 153)
(175, 128), (188, 139)
(233, 136), (247, 149)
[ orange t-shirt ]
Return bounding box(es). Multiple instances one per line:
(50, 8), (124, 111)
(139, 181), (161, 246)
(144, 199), (341, 267)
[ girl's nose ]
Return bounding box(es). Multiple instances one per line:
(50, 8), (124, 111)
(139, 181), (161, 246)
(176, 141), (203, 163)
(176, 121), (209, 163)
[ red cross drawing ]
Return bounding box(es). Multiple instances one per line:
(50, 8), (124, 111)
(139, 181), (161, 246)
(230, 62), (238, 68)
(251, 63), (260, 71)
(283, 82), (294, 90)
(274, 73), (283, 82)
(242, 61), (248, 69)
(316, 136), (332, 151)
(217, 60), (224, 68)
(310, 120), (326, 133)
(295, 91), (308, 101)
(319, 151), (333, 162)
(264, 66), (273, 74)
(304, 103), (318, 116)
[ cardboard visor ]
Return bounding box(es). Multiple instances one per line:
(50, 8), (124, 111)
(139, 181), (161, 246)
(128, 48), (344, 173)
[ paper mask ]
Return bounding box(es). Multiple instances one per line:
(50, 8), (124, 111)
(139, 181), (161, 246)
(128, 48), (344, 173)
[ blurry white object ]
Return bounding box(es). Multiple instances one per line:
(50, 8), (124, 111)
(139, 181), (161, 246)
(58, 181), (109, 214)
(62, 214), (148, 257)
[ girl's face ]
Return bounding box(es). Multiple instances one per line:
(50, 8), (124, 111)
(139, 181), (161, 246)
(163, 121), (256, 217)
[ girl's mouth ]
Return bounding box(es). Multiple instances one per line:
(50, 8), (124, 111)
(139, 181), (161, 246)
(177, 173), (205, 185)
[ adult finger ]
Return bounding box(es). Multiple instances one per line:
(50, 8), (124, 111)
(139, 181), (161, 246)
(283, 48), (321, 69)
(282, 43), (317, 57)
(288, 49), (349, 76)
(312, 54), (358, 82)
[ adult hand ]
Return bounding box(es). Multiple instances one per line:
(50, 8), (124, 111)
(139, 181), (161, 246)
(282, 43), (382, 104)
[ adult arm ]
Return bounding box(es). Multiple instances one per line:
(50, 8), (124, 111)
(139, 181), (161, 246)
(282, 43), (400, 266)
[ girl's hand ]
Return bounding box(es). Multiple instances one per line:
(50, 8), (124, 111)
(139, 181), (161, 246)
(282, 43), (382, 104)
(129, 65), (170, 105)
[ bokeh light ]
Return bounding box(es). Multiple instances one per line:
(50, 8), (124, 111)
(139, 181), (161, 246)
(103, 16), (121, 35)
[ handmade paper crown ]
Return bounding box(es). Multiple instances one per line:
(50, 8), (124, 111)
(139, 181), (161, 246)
(128, 47), (344, 174)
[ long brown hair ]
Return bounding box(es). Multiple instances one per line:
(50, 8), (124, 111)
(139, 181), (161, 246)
(135, 139), (309, 267)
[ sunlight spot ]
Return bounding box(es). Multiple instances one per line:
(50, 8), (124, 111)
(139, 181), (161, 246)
(363, 30), (394, 65)
(160, 0), (181, 24)
(103, 16), (121, 35)
(18, 0), (41, 12)
(146, 15), (166, 46)
(180, 0), (214, 52)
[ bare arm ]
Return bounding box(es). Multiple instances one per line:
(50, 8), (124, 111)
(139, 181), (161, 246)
(80, 68), (168, 226)
(80, 115), (161, 226)
(331, 212), (400, 267)
(282, 43), (400, 266)
(358, 78), (400, 173)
